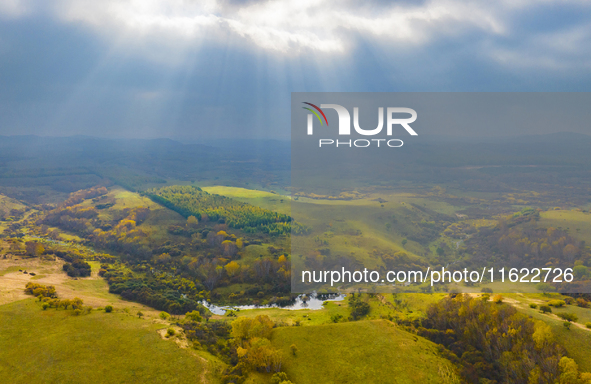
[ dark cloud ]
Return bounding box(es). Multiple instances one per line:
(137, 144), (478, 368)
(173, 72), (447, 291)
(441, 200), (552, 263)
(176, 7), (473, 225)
(1, 1), (591, 140)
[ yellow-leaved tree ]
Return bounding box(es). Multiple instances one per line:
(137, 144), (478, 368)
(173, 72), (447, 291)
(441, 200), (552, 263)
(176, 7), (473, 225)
(187, 215), (199, 228)
(225, 261), (240, 277)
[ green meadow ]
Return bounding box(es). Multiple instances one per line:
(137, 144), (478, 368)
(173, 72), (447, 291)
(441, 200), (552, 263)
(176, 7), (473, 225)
(539, 209), (591, 243)
(271, 320), (460, 384)
(0, 299), (211, 384)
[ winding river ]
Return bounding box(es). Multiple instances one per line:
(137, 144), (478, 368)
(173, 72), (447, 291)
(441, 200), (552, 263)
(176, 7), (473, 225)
(202, 292), (346, 315)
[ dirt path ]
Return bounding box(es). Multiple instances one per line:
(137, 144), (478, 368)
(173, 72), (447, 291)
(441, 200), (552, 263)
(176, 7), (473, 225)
(0, 256), (103, 305)
(466, 293), (591, 333)
(0, 256), (161, 317)
(156, 326), (212, 383)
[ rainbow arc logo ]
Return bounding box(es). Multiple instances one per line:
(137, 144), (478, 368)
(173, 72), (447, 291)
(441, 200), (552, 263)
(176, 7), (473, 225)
(302, 102), (328, 126)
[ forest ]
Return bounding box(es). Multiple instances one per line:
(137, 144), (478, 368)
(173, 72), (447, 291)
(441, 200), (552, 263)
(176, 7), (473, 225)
(459, 210), (591, 292)
(146, 186), (293, 235)
(30, 186), (296, 311)
(416, 294), (591, 383)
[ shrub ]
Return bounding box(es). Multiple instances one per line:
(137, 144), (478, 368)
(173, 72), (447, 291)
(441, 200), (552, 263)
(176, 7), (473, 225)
(73, 308), (83, 316)
(42, 303), (50, 310)
(573, 265), (589, 279)
(70, 297), (84, 310)
(159, 312), (170, 320)
(166, 328), (175, 337)
(62, 258), (92, 277)
(576, 298), (590, 308)
(535, 282), (555, 294)
(290, 344), (298, 356)
(557, 313), (578, 323)
(548, 300), (566, 308)
(24, 282), (57, 299)
(492, 294), (504, 304)
(185, 310), (203, 323)
(529, 303), (538, 309)
(586, 322), (591, 329)
(540, 305), (552, 314)
(564, 321), (571, 330)
(563, 296), (575, 305)
(272, 372), (289, 384)
(104, 305), (113, 313)
(348, 295), (371, 320)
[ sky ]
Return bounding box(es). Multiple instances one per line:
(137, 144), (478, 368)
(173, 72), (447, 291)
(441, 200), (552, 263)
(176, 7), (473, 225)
(1, 0), (591, 140)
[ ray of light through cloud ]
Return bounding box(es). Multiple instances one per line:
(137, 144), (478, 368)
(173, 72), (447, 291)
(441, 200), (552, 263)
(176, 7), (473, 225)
(1, 0), (591, 139)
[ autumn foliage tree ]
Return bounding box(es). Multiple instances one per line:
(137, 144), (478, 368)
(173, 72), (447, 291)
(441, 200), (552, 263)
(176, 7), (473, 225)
(25, 241), (44, 256)
(24, 282), (57, 298)
(418, 294), (587, 383)
(232, 315), (283, 374)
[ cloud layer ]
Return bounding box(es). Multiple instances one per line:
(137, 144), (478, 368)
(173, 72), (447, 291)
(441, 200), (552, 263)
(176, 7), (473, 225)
(2, 0), (589, 64)
(1, 0), (591, 139)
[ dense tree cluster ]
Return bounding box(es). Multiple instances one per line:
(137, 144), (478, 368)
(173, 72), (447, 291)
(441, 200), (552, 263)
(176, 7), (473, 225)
(181, 318), (234, 357)
(418, 294), (591, 384)
(35, 186), (295, 311)
(41, 297), (86, 312)
(25, 241), (45, 256)
(101, 265), (209, 315)
(348, 293), (370, 320)
(467, 215), (590, 270)
(42, 205), (99, 234)
(24, 282), (57, 298)
(40, 249), (93, 277)
(62, 258), (91, 277)
(219, 315), (284, 383)
(60, 186), (108, 208)
(0, 207), (27, 222)
(24, 283), (89, 313)
(178, 314), (291, 384)
(146, 186), (293, 235)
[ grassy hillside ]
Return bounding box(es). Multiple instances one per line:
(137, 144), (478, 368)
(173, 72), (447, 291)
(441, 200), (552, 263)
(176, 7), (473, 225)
(539, 209), (591, 243)
(271, 320), (459, 384)
(201, 186), (461, 266)
(502, 293), (591, 372)
(0, 299), (212, 384)
(0, 194), (26, 213)
(526, 307), (591, 372)
(0, 193), (29, 233)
